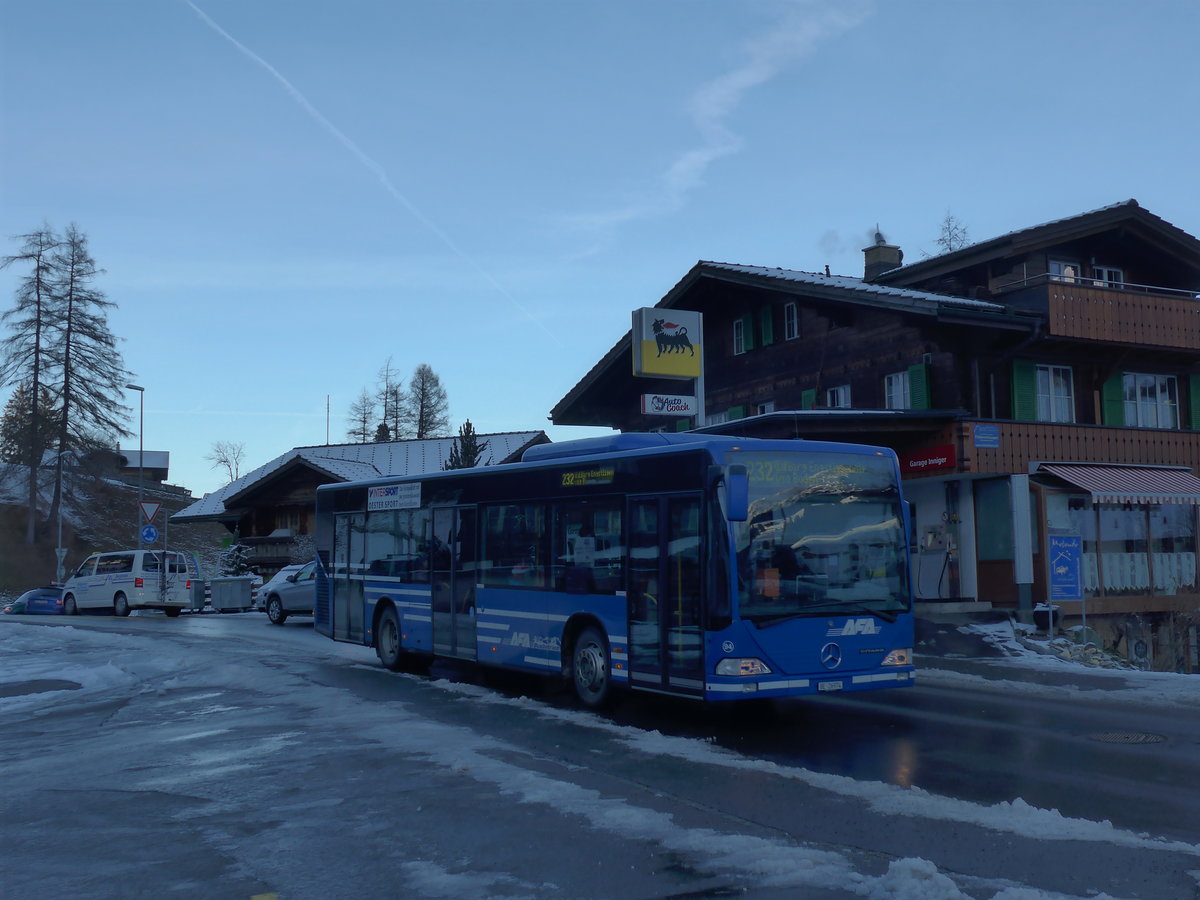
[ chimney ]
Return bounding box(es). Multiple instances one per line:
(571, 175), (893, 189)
(863, 228), (903, 282)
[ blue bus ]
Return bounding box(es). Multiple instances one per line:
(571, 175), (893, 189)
(314, 433), (914, 706)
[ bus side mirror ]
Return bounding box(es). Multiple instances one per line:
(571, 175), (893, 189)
(726, 466), (749, 521)
(710, 464), (750, 522)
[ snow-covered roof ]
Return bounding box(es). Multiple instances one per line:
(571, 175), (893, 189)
(699, 262), (1006, 312)
(171, 431), (547, 523)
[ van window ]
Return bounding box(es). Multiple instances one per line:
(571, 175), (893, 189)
(97, 554), (135, 575)
(73, 557), (98, 578)
(143, 552), (187, 574)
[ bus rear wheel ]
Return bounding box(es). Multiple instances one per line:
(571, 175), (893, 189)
(375, 606), (404, 672)
(114, 593), (130, 617)
(572, 625), (612, 709)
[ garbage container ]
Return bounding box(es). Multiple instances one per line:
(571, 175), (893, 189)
(190, 579), (207, 611)
(1033, 604), (1060, 632)
(209, 576), (256, 613)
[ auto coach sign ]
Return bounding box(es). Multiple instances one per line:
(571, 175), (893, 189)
(367, 483), (421, 511)
(640, 393), (697, 416)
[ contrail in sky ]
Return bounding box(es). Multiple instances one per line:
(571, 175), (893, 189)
(183, 1), (559, 344)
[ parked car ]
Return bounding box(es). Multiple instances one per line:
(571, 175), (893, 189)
(62, 550), (192, 617)
(259, 560), (317, 625)
(3, 585), (65, 615)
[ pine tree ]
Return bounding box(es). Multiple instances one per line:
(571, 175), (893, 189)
(0, 382), (59, 464)
(444, 419), (490, 469)
(49, 224), (132, 527)
(402, 363), (450, 440)
(0, 227), (60, 542)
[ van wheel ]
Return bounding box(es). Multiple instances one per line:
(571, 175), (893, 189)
(572, 625), (612, 709)
(266, 597), (287, 626)
(113, 593), (131, 617)
(63, 594), (78, 616)
(375, 606), (403, 671)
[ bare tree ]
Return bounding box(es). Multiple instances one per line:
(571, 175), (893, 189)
(346, 388), (376, 443)
(402, 363), (450, 440)
(376, 356), (405, 439)
(206, 439), (246, 482)
(935, 212), (971, 254)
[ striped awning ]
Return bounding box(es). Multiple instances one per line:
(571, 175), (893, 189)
(1038, 463), (1200, 505)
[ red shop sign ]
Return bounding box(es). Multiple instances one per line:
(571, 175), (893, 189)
(900, 444), (957, 473)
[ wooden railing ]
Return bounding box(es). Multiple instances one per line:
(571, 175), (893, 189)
(1047, 283), (1200, 348)
(965, 421), (1200, 474)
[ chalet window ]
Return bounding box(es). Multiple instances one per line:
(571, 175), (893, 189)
(1092, 265), (1124, 287)
(884, 372), (910, 409)
(733, 315), (755, 355)
(1036, 364), (1075, 423)
(1123, 373), (1179, 429)
(756, 401), (775, 415)
(885, 364), (930, 410)
(783, 302), (799, 340)
(826, 384), (851, 409)
(1049, 260), (1081, 283)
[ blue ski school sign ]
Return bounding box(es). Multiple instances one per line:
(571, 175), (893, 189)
(1048, 535), (1082, 602)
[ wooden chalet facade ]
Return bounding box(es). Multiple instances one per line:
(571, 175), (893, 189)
(552, 200), (1200, 672)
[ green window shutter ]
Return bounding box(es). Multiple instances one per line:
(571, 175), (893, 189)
(1190, 375), (1200, 430)
(675, 418), (691, 432)
(1101, 373), (1125, 426)
(727, 405), (746, 420)
(907, 363), (930, 410)
(741, 314), (756, 351)
(1011, 360), (1037, 421)
(800, 389), (816, 410)
(759, 308), (774, 346)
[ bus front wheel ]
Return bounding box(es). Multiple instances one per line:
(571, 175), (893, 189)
(375, 607), (404, 672)
(572, 626), (611, 708)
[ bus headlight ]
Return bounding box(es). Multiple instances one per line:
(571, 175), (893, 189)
(881, 648), (911, 667)
(715, 658), (772, 676)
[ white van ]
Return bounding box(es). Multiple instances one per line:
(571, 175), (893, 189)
(62, 550), (192, 617)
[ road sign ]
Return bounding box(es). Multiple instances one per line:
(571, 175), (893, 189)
(141, 524), (159, 544)
(139, 501), (161, 525)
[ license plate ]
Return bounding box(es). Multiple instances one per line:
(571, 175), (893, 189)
(818, 680), (844, 692)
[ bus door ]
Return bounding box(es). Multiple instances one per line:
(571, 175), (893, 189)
(332, 511), (366, 642)
(627, 494), (704, 696)
(432, 507), (478, 660)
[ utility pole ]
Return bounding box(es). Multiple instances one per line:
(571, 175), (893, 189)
(126, 384), (145, 547)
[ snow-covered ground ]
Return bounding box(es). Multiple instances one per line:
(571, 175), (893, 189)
(2, 618), (1198, 900)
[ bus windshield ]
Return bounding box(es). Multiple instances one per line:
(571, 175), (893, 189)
(731, 451), (909, 624)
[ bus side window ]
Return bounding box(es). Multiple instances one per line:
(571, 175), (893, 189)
(553, 500), (624, 594)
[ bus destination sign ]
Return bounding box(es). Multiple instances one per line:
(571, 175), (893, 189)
(561, 467), (615, 488)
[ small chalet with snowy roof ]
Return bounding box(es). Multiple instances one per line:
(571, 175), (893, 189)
(171, 431), (549, 575)
(551, 200), (1200, 672)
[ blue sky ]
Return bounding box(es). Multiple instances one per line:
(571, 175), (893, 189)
(2, 0), (1198, 497)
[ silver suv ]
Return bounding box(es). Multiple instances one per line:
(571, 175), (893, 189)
(260, 560), (317, 625)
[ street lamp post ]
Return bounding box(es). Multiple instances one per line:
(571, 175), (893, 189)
(126, 384), (144, 548)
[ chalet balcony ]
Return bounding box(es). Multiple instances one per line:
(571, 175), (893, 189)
(966, 419), (1200, 475)
(995, 274), (1200, 350)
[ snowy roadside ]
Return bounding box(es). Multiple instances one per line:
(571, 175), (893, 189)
(917, 619), (1200, 709)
